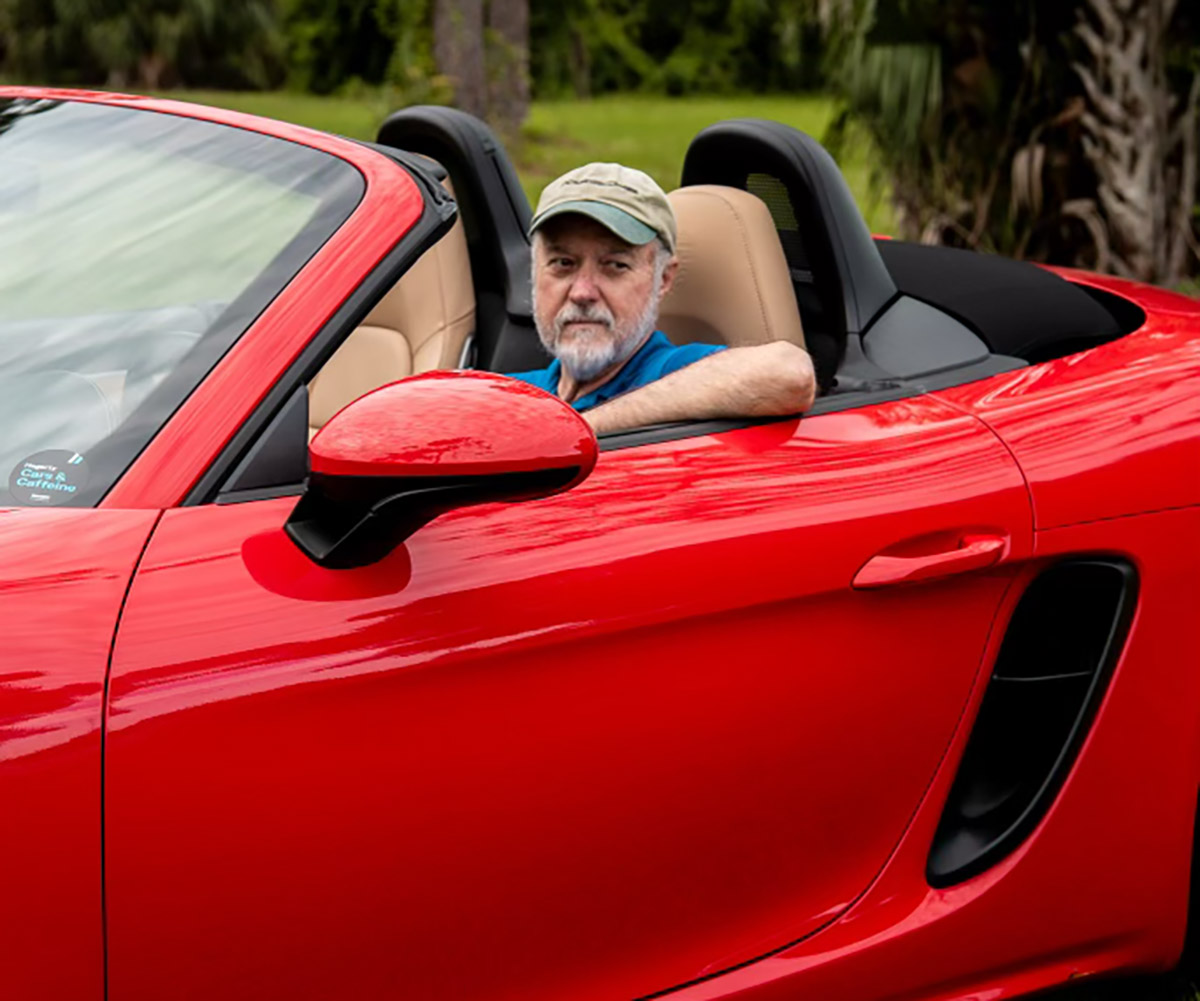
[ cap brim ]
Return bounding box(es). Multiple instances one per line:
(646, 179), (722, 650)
(530, 200), (658, 246)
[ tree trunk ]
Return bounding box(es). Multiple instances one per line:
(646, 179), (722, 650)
(1074, 0), (1199, 285)
(569, 21), (591, 99)
(433, 0), (486, 119)
(486, 0), (530, 138)
(137, 52), (167, 91)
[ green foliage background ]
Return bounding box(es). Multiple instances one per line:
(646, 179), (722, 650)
(825, 0), (1198, 275)
(0, 0), (1196, 284)
(0, 0), (832, 96)
(0, 0), (282, 88)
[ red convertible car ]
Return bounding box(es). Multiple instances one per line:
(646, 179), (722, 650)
(2, 87), (1199, 1001)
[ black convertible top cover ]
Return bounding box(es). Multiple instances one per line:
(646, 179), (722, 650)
(874, 240), (1122, 362)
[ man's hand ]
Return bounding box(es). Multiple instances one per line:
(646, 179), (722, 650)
(582, 341), (816, 435)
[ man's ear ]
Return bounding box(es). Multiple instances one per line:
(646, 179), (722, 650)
(659, 256), (680, 297)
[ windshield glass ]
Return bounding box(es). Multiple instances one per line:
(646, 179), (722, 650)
(0, 98), (365, 507)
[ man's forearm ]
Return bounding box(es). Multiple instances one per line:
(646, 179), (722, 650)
(583, 341), (815, 435)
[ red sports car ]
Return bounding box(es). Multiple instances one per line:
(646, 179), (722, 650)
(2, 87), (1199, 1001)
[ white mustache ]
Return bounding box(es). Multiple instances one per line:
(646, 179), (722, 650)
(553, 302), (614, 338)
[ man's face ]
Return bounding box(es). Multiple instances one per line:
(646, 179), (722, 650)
(533, 214), (672, 384)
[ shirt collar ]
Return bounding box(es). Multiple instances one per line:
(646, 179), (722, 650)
(570, 331), (670, 410)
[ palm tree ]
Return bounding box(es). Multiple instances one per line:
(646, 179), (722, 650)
(824, 0), (1199, 286)
(1073, 0), (1199, 283)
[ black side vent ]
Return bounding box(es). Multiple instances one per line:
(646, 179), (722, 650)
(928, 559), (1138, 887)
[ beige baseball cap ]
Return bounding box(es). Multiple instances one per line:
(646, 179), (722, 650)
(530, 162), (677, 254)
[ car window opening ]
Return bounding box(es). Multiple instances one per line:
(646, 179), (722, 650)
(224, 110), (1151, 500)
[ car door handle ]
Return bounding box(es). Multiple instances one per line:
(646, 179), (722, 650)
(853, 532), (1009, 590)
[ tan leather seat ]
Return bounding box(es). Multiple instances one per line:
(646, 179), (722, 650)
(308, 187), (474, 437)
(659, 184), (805, 349)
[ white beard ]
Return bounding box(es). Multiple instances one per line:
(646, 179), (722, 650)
(534, 280), (663, 384)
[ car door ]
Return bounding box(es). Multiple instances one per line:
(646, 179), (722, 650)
(105, 392), (1032, 1001)
(0, 91), (423, 1001)
(0, 509), (158, 1001)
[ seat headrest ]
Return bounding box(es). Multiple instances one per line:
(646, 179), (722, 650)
(658, 184), (805, 350)
(356, 201), (473, 373)
(308, 172), (474, 433)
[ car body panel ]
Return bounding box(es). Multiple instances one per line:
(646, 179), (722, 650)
(934, 274), (1200, 530)
(3, 85), (1200, 1001)
(0, 86), (420, 996)
(0, 508), (159, 1001)
(663, 506), (1200, 1001)
(106, 399), (1030, 1001)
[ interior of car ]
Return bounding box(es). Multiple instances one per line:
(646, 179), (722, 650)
(200, 106), (1150, 505)
(302, 106), (1146, 443)
(0, 99), (1149, 508)
(307, 175), (476, 442)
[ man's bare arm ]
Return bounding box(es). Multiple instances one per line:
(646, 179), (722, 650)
(582, 341), (816, 435)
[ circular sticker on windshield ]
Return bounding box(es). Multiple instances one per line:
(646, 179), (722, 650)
(9, 450), (90, 505)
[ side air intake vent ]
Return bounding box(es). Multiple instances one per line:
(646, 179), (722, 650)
(927, 559), (1138, 886)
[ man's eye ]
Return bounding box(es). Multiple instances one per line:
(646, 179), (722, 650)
(604, 260), (631, 272)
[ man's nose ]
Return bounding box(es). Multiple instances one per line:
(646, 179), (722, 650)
(568, 270), (600, 303)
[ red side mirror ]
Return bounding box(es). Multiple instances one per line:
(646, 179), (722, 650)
(287, 372), (597, 568)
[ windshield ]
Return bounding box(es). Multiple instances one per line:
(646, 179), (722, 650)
(0, 98), (365, 507)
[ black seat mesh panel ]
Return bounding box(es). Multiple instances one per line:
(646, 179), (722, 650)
(743, 172), (836, 388)
(747, 172), (810, 273)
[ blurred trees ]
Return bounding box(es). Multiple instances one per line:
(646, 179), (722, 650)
(433, 0), (486, 118)
(0, 0), (824, 102)
(824, 0), (1199, 285)
(0, 0), (1196, 284)
(278, 0), (524, 134)
(1073, 0), (1198, 283)
(0, 0), (282, 89)
(528, 0), (825, 97)
(487, 0), (530, 132)
(281, 0), (401, 94)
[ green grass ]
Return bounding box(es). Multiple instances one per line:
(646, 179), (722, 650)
(156, 90), (896, 235)
(518, 94), (894, 233)
(154, 89), (391, 146)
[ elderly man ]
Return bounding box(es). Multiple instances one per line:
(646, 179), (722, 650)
(508, 162), (816, 434)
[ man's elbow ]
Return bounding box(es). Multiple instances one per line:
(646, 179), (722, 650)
(753, 341), (816, 416)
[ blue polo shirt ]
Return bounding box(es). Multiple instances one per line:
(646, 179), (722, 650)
(507, 331), (723, 411)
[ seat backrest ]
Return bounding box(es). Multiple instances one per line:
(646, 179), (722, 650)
(658, 184), (805, 350)
(308, 189), (474, 436)
(376, 105), (537, 373)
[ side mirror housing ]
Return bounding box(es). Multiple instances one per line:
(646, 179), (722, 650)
(286, 372), (597, 569)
